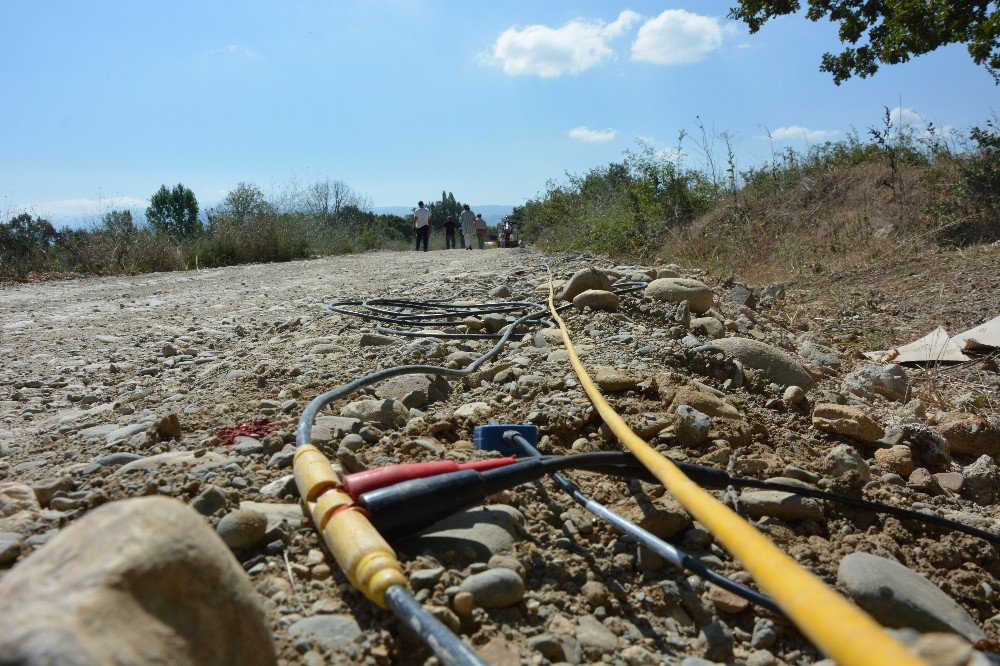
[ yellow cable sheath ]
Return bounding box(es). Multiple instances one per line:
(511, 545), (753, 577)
(293, 445), (407, 608)
(547, 275), (925, 666)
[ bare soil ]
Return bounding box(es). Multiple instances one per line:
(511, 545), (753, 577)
(1, 245), (998, 665)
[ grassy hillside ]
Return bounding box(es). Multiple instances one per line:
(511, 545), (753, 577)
(516, 116), (999, 283)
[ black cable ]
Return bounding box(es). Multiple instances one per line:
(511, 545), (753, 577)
(384, 585), (486, 666)
(538, 453), (999, 545)
(506, 433), (780, 613)
(298, 284), (647, 446)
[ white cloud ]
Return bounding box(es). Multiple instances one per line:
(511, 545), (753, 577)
(483, 10), (640, 78)
(603, 10), (642, 38)
(768, 126), (839, 142)
(9, 196), (148, 221)
(886, 106), (955, 139)
(888, 105), (923, 128)
(569, 126), (618, 142)
(631, 9), (723, 65)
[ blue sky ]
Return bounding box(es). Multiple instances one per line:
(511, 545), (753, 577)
(1, 1), (996, 224)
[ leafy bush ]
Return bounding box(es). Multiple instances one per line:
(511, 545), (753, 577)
(519, 114), (999, 279)
(0, 214), (59, 279)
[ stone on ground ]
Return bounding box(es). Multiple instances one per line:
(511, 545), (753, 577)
(459, 568), (525, 608)
(217, 508), (268, 550)
(340, 398), (408, 427)
(837, 552), (986, 642)
(559, 268), (612, 302)
(0, 496), (275, 665)
(812, 403), (884, 443)
(935, 413), (1000, 458)
(644, 278), (715, 314)
(739, 490), (824, 521)
(410, 505), (526, 560)
(713, 338), (813, 390)
(843, 363), (910, 402)
(573, 289), (620, 311)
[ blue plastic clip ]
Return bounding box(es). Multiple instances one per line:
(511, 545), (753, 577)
(473, 424), (538, 456)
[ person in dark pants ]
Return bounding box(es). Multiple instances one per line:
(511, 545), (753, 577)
(444, 215), (457, 249)
(413, 201), (431, 252)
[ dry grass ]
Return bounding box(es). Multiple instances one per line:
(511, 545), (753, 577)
(659, 161), (963, 283)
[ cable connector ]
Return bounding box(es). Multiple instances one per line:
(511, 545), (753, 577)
(293, 445), (407, 608)
(474, 424), (537, 455)
(342, 457), (518, 499)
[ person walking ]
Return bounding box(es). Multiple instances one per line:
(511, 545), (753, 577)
(459, 204), (476, 251)
(474, 213), (487, 250)
(443, 215), (457, 249)
(413, 201), (431, 252)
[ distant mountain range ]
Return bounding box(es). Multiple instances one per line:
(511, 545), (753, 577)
(372, 204), (514, 226)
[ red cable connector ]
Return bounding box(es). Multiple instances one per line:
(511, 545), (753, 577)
(342, 457), (518, 499)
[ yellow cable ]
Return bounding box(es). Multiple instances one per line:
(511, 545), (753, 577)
(548, 274), (925, 666)
(293, 445), (407, 608)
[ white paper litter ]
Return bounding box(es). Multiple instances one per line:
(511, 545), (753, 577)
(951, 315), (1000, 351)
(864, 326), (971, 363)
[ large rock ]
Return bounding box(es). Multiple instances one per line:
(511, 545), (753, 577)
(573, 289), (620, 311)
(713, 338), (813, 390)
(644, 278), (714, 314)
(935, 413), (1000, 458)
(288, 615), (362, 651)
(459, 568), (524, 608)
(558, 268), (613, 302)
(962, 455), (999, 505)
(375, 374), (451, 408)
(812, 404), (884, 444)
(340, 399), (408, 428)
(668, 386), (751, 446)
(0, 496), (275, 665)
(837, 552), (985, 642)
(410, 505), (526, 560)
(823, 443), (872, 493)
(117, 450), (229, 475)
(739, 491), (823, 521)
(798, 340), (842, 368)
(843, 363), (910, 402)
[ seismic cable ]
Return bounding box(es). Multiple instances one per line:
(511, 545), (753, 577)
(501, 431), (781, 613)
(543, 268), (928, 666)
(345, 450), (998, 545)
(292, 443), (486, 666)
(293, 284), (642, 665)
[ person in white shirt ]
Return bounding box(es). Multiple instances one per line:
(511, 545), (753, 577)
(474, 213), (487, 249)
(413, 201), (432, 252)
(458, 204), (476, 250)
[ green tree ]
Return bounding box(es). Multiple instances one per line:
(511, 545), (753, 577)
(0, 213), (58, 278)
(146, 183), (200, 237)
(101, 209), (136, 236)
(221, 182), (273, 226)
(428, 191), (463, 228)
(729, 1), (1000, 84)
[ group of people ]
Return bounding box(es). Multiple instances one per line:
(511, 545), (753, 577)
(412, 201), (489, 252)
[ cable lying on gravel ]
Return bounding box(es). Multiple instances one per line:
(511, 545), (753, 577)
(297, 281), (997, 665)
(294, 286), (648, 666)
(543, 268), (928, 666)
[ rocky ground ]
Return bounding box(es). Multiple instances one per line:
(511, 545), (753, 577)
(0, 247), (998, 665)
